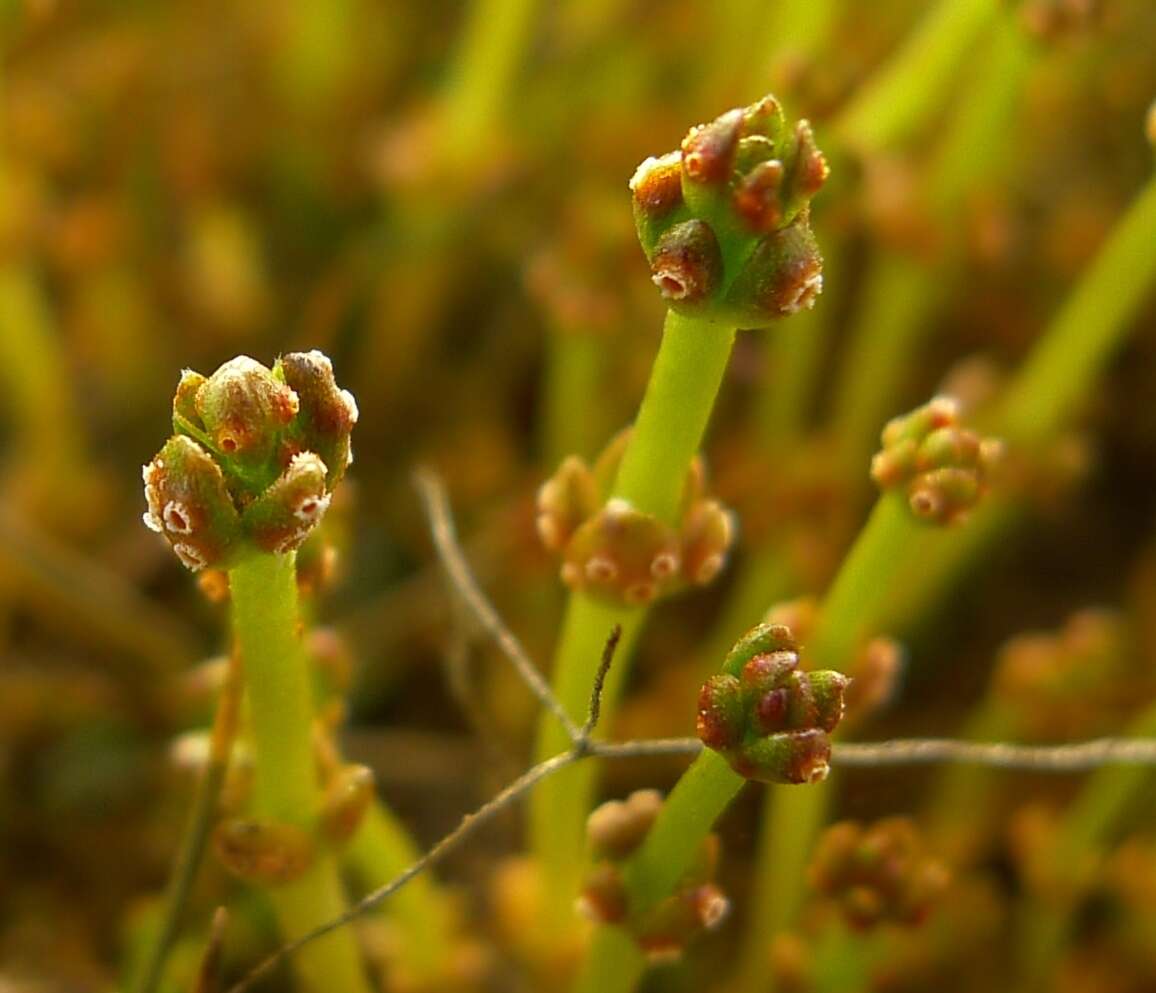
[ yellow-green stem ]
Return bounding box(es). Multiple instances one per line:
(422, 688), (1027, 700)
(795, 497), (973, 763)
(345, 804), (452, 979)
(530, 311), (736, 932)
(229, 553), (369, 993)
(834, 0), (998, 154)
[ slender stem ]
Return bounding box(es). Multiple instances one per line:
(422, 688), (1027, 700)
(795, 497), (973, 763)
(613, 312), (737, 524)
(132, 659), (242, 993)
(573, 925), (646, 993)
(998, 173), (1156, 445)
(440, 0), (540, 166)
(542, 328), (609, 463)
(229, 553), (369, 993)
(344, 805), (451, 979)
(530, 311), (737, 931)
(834, 0), (998, 154)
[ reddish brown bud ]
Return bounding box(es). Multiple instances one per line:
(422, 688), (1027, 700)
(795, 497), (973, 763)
(681, 109), (744, 185)
(320, 764), (376, 845)
(213, 817), (315, 886)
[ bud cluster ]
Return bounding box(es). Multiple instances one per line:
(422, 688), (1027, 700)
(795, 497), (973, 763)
(578, 790), (729, 962)
(630, 94), (827, 327)
(697, 624), (849, 785)
(994, 609), (1137, 740)
(142, 352), (357, 571)
(870, 397), (1003, 525)
(809, 818), (950, 930)
(536, 433), (735, 606)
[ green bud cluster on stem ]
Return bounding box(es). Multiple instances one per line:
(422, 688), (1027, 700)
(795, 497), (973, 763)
(630, 94), (828, 327)
(142, 351), (357, 571)
(697, 623), (849, 785)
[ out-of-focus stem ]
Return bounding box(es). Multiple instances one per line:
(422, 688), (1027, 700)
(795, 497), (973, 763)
(344, 804), (452, 980)
(0, 265), (82, 481)
(229, 553), (369, 993)
(834, 0), (998, 154)
(542, 327), (609, 463)
(440, 0), (540, 166)
(530, 311), (736, 932)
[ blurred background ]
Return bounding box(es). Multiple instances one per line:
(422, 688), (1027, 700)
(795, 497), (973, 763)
(2, 1), (1156, 990)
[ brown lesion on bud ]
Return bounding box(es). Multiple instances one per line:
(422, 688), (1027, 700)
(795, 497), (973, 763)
(535, 433), (736, 606)
(871, 396), (1004, 525)
(579, 791), (729, 962)
(697, 623), (850, 785)
(809, 818), (950, 930)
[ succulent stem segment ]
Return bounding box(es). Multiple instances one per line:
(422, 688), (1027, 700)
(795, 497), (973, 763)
(531, 94), (828, 938)
(229, 552), (369, 993)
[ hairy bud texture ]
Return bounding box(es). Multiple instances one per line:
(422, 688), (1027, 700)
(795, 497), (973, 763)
(809, 818), (950, 930)
(578, 790), (729, 962)
(630, 95), (828, 327)
(697, 624), (849, 785)
(142, 351), (357, 571)
(870, 396), (1003, 525)
(536, 432), (735, 606)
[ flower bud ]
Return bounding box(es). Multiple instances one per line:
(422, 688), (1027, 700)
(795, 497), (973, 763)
(631, 93), (828, 328)
(213, 816), (315, 886)
(699, 623), (849, 785)
(143, 352), (354, 571)
(539, 435), (736, 606)
(809, 818), (950, 930)
(580, 792), (728, 961)
(871, 397), (1003, 525)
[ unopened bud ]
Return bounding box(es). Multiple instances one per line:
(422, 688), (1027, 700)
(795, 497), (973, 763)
(320, 764), (376, 845)
(586, 789), (664, 861)
(871, 397), (1003, 525)
(536, 456), (601, 552)
(699, 623), (849, 784)
(242, 452), (330, 555)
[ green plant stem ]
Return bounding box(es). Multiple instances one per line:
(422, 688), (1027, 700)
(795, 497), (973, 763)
(926, 700), (1019, 857)
(830, 15), (1034, 485)
(440, 0), (540, 164)
(834, 0), (998, 154)
(998, 173), (1156, 445)
(575, 495), (920, 993)
(344, 804), (451, 980)
(530, 311), (736, 932)
(229, 553), (369, 993)
(542, 327), (609, 463)
(0, 264), (82, 480)
(734, 495), (916, 991)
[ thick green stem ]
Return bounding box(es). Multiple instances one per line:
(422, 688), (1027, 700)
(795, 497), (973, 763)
(542, 328), (610, 463)
(834, 0), (998, 154)
(229, 553), (369, 993)
(530, 311), (736, 931)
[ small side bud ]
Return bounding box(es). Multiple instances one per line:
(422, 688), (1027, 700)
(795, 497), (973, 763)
(277, 350), (358, 487)
(649, 219), (723, 304)
(681, 109), (744, 186)
(213, 817), (315, 886)
(723, 220), (823, 322)
(320, 764), (376, 845)
(871, 397), (1003, 525)
(586, 789), (664, 861)
(142, 436), (243, 572)
(630, 152), (685, 255)
(242, 452), (330, 555)
(536, 456), (601, 552)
